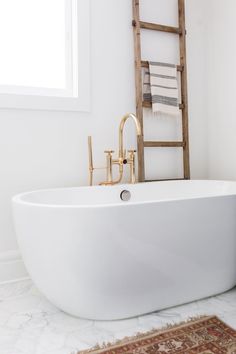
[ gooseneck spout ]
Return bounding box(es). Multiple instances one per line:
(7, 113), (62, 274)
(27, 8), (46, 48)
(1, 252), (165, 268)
(119, 113), (142, 160)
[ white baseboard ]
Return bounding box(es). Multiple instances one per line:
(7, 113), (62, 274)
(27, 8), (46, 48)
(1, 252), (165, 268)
(0, 250), (29, 284)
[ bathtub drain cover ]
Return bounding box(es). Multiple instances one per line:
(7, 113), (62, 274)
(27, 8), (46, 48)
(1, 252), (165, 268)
(120, 190), (131, 202)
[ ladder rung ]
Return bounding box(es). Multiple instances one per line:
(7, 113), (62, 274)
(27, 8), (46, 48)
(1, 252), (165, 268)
(138, 21), (182, 35)
(142, 101), (184, 110)
(144, 141), (184, 148)
(141, 60), (184, 72)
(145, 178), (186, 182)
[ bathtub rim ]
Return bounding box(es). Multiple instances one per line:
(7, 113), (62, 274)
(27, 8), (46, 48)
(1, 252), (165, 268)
(11, 180), (236, 209)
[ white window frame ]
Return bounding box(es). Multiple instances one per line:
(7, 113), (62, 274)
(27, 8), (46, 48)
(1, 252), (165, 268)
(0, 0), (90, 112)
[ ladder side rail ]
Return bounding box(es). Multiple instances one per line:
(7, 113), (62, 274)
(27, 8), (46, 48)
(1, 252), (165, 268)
(178, 0), (190, 179)
(132, 0), (145, 182)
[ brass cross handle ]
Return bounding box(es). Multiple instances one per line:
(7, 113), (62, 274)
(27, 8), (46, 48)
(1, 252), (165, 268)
(104, 150), (114, 155)
(128, 149), (136, 154)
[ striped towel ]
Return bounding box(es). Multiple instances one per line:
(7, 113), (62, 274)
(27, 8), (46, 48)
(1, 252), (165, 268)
(143, 62), (180, 116)
(143, 68), (152, 103)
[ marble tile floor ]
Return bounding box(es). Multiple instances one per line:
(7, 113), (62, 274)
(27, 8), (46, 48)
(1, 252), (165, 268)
(1, 279), (236, 354)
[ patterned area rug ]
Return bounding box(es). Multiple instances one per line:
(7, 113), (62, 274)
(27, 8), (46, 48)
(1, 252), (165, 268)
(78, 316), (236, 354)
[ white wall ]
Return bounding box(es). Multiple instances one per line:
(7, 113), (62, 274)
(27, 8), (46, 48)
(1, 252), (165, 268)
(186, 0), (209, 179)
(0, 0), (207, 282)
(205, 1), (236, 180)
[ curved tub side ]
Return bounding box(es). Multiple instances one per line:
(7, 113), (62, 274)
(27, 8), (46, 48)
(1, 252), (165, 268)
(12, 193), (236, 320)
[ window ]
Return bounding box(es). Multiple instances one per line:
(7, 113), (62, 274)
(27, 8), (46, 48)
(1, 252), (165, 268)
(0, 0), (90, 111)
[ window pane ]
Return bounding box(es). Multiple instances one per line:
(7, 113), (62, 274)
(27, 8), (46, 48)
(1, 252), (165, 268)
(0, 0), (67, 89)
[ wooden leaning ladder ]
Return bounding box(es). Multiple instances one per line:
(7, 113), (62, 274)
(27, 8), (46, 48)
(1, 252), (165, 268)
(132, 0), (190, 182)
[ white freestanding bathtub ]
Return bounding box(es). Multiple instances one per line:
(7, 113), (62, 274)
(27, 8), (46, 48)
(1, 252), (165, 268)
(12, 180), (236, 320)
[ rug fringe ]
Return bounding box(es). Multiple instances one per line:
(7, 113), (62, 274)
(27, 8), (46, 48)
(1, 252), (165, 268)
(77, 314), (211, 354)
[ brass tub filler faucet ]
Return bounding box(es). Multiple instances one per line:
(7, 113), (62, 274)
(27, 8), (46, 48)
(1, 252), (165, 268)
(88, 113), (142, 186)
